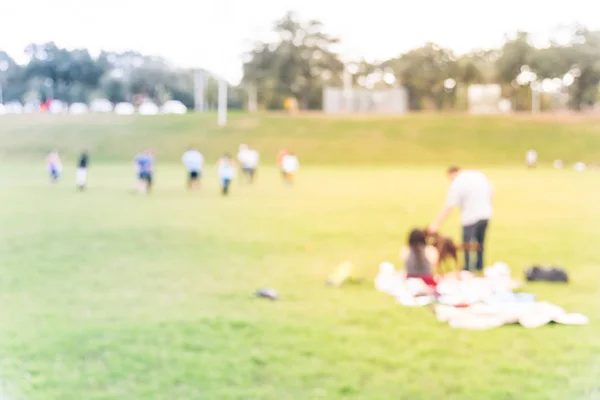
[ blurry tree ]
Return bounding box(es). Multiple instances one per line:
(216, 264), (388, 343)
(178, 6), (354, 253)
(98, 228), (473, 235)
(457, 50), (499, 85)
(383, 43), (459, 110)
(494, 32), (536, 110)
(524, 27), (600, 110)
(496, 32), (534, 84)
(564, 28), (600, 110)
(23, 43), (106, 102)
(1, 16), (600, 112)
(0, 51), (26, 102)
(7, 45), (203, 107)
(99, 75), (128, 103)
(529, 46), (570, 79)
(242, 12), (343, 110)
(352, 61), (400, 90)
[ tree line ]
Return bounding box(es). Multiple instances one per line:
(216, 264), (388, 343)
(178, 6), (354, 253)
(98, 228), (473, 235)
(243, 13), (600, 111)
(0, 12), (599, 112)
(0, 43), (244, 109)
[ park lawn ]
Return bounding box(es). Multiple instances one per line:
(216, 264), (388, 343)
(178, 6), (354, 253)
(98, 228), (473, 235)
(0, 164), (599, 400)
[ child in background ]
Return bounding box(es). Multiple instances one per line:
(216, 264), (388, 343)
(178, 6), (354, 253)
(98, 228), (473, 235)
(217, 153), (235, 196)
(281, 152), (299, 184)
(237, 144), (260, 183)
(400, 229), (440, 289)
(526, 149), (538, 168)
(246, 147), (260, 183)
(46, 150), (62, 183)
(181, 147), (204, 190)
(76, 149), (89, 191)
(134, 149), (154, 194)
(277, 149), (289, 181)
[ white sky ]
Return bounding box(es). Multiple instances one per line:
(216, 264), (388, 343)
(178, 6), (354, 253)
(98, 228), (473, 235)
(1, 0), (599, 84)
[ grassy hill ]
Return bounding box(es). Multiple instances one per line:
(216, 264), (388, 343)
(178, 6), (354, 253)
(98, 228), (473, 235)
(1, 112), (600, 165)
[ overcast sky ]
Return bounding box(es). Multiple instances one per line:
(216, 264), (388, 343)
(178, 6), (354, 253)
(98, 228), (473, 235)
(1, 0), (599, 83)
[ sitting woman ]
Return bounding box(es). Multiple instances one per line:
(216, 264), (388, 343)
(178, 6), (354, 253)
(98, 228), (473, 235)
(400, 229), (439, 288)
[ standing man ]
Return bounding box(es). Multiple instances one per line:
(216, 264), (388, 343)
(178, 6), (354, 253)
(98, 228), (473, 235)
(429, 166), (493, 272)
(181, 147), (204, 190)
(76, 149), (89, 191)
(134, 149), (154, 195)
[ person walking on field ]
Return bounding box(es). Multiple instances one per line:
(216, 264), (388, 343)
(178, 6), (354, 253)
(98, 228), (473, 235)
(46, 150), (63, 183)
(237, 144), (259, 183)
(277, 149), (289, 181)
(76, 149), (89, 191)
(526, 149), (538, 168)
(217, 153), (235, 196)
(134, 149), (154, 195)
(181, 147), (204, 190)
(281, 152), (299, 185)
(429, 166), (493, 272)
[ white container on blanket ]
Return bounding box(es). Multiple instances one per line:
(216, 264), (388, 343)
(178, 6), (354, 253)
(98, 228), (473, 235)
(484, 262), (511, 278)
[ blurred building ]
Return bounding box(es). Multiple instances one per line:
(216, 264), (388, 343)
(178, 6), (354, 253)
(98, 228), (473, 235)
(323, 87), (408, 114)
(467, 84), (511, 114)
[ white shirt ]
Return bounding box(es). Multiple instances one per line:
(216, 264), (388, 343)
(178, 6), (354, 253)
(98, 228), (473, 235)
(46, 153), (62, 171)
(247, 150), (259, 168)
(445, 170), (493, 226)
(282, 155), (299, 173)
(238, 149), (259, 168)
(181, 150), (204, 172)
(218, 159), (235, 179)
(526, 150), (537, 165)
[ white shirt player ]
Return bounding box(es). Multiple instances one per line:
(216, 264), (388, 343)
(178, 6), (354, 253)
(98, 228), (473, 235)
(218, 158), (235, 180)
(526, 150), (538, 167)
(282, 154), (299, 173)
(246, 150), (259, 169)
(238, 147), (259, 169)
(182, 150), (204, 172)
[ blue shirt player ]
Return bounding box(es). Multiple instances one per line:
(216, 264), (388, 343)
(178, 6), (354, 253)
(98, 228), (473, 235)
(135, 150), (154, 194)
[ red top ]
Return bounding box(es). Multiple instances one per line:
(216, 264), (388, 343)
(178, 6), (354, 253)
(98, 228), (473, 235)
(277, 150), (288, 167)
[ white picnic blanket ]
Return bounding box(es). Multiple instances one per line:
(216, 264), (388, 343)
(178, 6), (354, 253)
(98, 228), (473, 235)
(375, 262), (589, 329)
(435, 302), (589, 330)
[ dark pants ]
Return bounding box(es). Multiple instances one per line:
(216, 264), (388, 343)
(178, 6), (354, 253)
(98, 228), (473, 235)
(242, 168), (256, 183)
(462, 219), (489, 271)
(221, 178), (231, 195)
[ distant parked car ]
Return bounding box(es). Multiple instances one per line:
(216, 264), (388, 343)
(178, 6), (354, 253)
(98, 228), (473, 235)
(114, 102), (135, 115)
(4, 101), (23, 114)
(69, 102), (89, 115)
(24, 102), (41, 113)
(49, 100), (67, 114)
(161, 100), (187, 115)
(90, 98), (113, 113)
(139, 101), (159, 115)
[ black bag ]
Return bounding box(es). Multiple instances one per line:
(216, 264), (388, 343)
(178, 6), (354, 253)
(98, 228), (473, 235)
(525, 266), (569, 283)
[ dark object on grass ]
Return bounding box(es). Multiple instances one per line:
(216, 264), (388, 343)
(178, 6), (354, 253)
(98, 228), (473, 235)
(256, 288), (278, 300)
(525, 266), (569, 283)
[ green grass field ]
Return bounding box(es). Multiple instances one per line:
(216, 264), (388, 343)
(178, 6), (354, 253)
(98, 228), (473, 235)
(2, 112), (600, 165)
(0, 114), (600, 399)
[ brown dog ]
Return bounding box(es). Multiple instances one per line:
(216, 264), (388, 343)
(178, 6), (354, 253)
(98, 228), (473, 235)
(423, 230), (480, 272)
